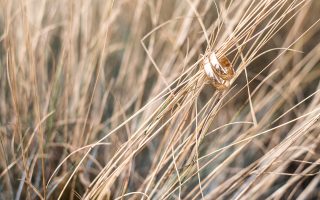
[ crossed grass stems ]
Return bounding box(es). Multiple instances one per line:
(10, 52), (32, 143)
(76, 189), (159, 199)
(2, 0), (320, 199)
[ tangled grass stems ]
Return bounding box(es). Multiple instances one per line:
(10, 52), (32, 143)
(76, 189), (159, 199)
(1, 0), (320, 199)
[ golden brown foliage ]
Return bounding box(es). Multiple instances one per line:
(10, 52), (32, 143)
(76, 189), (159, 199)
(0, 0), (320, 199)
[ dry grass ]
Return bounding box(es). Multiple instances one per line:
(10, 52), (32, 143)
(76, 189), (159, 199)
(1, 0), (320, 199)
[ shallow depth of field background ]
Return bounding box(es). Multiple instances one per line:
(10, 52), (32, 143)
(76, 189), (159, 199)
(1, 0), (320, 199)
